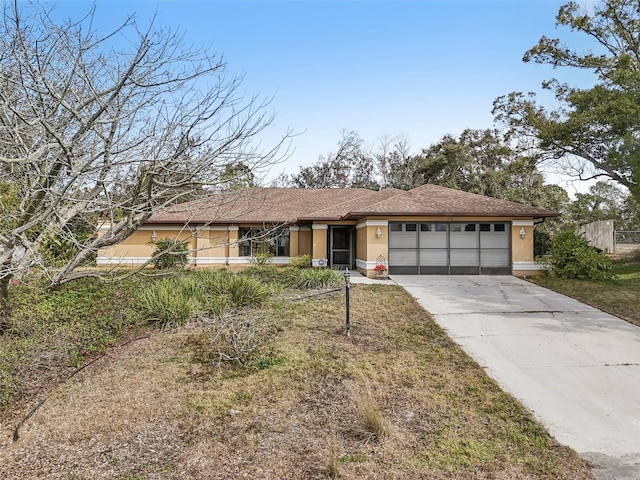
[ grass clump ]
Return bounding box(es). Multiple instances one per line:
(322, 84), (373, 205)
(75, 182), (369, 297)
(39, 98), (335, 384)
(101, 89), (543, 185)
(214, 274), (271, 308)
(138, 270), (272, 330)
(138, 278), (200, 330)
(350, 379), (389, 442)
(294, 268), (343, 289)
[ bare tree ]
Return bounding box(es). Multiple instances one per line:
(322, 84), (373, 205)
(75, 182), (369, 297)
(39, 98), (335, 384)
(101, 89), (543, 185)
(375, 135), (419, 190)
(0, 2), (288, 300)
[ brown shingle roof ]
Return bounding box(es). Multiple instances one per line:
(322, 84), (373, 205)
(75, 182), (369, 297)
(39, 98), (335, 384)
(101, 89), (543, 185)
(343, 184), (559, 218)
(147, 185), (558, 224)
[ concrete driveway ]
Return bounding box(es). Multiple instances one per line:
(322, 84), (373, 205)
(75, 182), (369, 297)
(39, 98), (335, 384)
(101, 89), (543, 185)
(392, 275), (640, 479)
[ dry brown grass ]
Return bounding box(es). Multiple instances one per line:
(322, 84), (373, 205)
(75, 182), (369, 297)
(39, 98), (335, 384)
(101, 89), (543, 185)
(0, 284), (593, 479)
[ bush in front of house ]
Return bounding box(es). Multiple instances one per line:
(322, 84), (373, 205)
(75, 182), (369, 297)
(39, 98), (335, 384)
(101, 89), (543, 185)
(294, 268), (343, 289)
(290, 254), (312, 268)
(138, 277), (201, 330)
(546, 230), (613, 280)
(138, 269), (273, 329)
(151, 238), (189, 269)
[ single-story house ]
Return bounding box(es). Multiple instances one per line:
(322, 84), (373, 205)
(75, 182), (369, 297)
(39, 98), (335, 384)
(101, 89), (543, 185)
(97, 184), (559, 277)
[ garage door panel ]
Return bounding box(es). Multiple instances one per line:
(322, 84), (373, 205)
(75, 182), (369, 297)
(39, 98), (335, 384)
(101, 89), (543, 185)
(419, 232), (447, 248)
(420, 265), (449, 274)
(390, 265), (419, 274)
(450, 248), (479, 266)
(389, 249), (418, 266)
(450, 266), (481, 274)
(389, 233), (417, 249)
(480, 249), (510, 267)
(419, 249), (448, 266)
(481, 233), (509, 249)
(450, 233), (478, 248)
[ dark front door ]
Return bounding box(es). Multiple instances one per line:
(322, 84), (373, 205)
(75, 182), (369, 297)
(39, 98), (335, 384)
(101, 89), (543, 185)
(330, 226), (352, 269)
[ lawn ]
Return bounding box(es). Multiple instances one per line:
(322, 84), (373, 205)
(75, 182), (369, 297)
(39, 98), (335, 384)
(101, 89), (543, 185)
(530, 253), (640, 327)
(0, 269), (592, 479)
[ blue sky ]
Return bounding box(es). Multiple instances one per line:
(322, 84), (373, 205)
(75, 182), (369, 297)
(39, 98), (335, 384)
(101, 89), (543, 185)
(50, 0), (596, 192)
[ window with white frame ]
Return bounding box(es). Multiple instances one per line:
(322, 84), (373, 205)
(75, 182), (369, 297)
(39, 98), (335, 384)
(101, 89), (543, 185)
(238, 227), (290, 257)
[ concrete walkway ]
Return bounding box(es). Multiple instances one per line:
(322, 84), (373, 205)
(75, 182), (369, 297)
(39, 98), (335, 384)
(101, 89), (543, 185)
(391, 275), (640, 480)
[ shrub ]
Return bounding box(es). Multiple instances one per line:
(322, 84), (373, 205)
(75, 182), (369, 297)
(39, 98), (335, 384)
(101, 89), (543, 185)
(294, 268), (343, 289)
(290, 254), (312, 268)
(534, 229), (552, 258)
(546, 230), (614, 280)
(215, 274), (272, 308)
(151, 238), (189, 269)
(241, 265), (298, 288)
(251, 251), (274, 265)
(138, 278), (200, 329)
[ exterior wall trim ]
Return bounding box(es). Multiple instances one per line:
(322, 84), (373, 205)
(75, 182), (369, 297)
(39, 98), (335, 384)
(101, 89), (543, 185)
(311, 224), (328, 230)
(355, 258), (380, 270)
(97, 256), (293, 266)
(513, 261), (545, 271)
(356, 219), (389, 229)
(512, 220), (534, 226)
(97, 256), (152, 265)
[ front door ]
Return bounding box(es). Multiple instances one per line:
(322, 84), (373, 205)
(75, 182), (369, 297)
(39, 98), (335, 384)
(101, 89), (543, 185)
(330, 226), (352, 269)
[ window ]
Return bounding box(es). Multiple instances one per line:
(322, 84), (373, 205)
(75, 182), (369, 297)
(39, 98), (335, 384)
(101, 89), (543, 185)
(420, 223), (432, 232)
(405, 223), (417, 232)
(450, 224), (462, 232)
(480, 224), (491, 232)
(464, 224), (476, 232)
(435, 223), (447, 232)
(238, 227), (290, 257)
(390, 223), (403, 232)
(494, 223), (506, 232)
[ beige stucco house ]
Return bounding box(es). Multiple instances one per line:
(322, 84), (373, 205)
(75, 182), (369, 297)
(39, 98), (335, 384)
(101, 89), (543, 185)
(97, 184), (558, 277)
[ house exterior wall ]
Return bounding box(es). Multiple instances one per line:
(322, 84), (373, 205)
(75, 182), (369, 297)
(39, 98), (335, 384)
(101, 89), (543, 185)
(311, 224), (328, 267)
(511, 220), (541, 276)
(97, 226), (195, 265)
(288, 227), (299, 257)
(355, 220), (389, 278)
(298, 228), (312, 256)
(97, 216), (544, 276)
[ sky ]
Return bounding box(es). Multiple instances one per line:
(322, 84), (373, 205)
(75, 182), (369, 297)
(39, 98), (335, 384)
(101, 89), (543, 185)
(49, 0), (598, 193)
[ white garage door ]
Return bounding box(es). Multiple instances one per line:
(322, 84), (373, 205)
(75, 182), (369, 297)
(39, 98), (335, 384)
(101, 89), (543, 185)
(389, 222), (511, 275)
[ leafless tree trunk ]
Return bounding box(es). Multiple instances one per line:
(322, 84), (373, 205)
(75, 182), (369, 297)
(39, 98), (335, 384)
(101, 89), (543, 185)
(0, 2), (289, 300)
(375, 135), (419, 190)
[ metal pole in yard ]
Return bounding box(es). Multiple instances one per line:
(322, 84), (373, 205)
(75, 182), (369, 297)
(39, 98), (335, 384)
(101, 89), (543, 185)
(344, 268), (351, 337)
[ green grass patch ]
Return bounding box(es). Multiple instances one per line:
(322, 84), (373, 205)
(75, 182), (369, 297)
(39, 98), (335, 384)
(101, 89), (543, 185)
(0, 275), (149, 408)
(531, 257), (640, 327)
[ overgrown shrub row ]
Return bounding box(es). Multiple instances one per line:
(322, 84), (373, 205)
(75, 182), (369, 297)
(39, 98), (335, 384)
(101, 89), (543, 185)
(138, 267), (343, 330)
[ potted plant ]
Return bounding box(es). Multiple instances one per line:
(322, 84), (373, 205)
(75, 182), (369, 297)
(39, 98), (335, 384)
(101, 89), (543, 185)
(373, 263), (388, 278)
